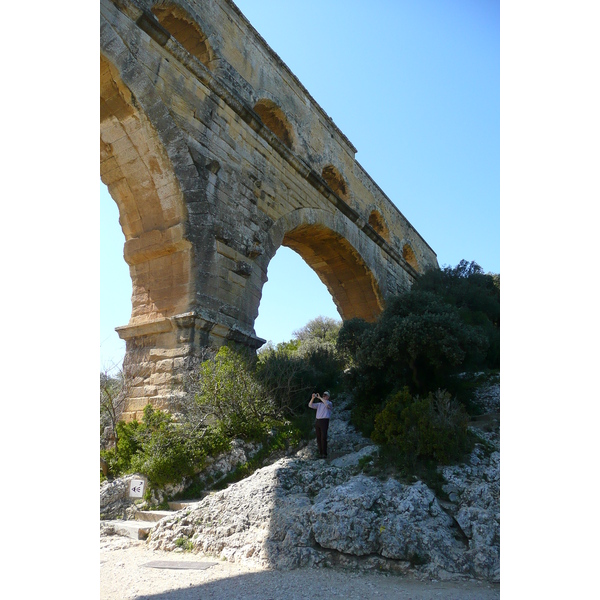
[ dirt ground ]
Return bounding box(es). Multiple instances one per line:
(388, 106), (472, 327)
(100, 535), (500, 600)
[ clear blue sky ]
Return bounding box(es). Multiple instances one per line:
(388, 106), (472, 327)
(101, 0), (499, 372)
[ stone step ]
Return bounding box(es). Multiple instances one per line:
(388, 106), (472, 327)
(168, 499), (203, 511)
(105, 519), (156, 541)
(134, 510), (174, 523)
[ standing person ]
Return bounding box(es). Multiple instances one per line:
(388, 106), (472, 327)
(308, 391), (333, 459)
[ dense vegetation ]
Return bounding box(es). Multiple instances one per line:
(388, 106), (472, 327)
(100, 319), (344, 492)
(100, 260), (499, 493)
(338, 260), (499, 442)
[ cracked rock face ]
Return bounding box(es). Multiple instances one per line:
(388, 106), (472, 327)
(309, 476), (467, 574)
(440, 448), (500, 581)
(100, 475), (140, 520)
(145, 390), (500, 582)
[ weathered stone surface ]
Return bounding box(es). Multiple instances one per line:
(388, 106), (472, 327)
(440, 448), (500, 581)
(100, 0), (439, 418)
(100, 475), (141, 520)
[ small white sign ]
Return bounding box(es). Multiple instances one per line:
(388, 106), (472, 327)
(129, 478), (146, 498)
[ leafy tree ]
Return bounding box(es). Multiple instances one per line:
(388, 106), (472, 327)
(336, 317), (371, 366)
(255, 346), (314, 415)
(292, 315), (342, 355)
(414, 260), (500, 327)
(258, 339), (301, 357)
(256, 345), (343, 416)
(339, 290), (488, 396)
(100, 369), (126, 453)
(413, 260), (500, 355)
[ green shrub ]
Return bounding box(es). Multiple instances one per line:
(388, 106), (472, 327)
(336, 317), (372, 365)
(174, 537), (194, 552)
(338, 260), (499, 434)
(339, 290), (489, 401)
(413, 260), (499, 368)
(304, 346), (344, 392)
(372, 388), (473, 469)
(189, 346), (279, 441)
(128, 408), (206, 487)
(255, 347), (314, 416)
(100, 419), (142, 477)
(100, 404), (231, 486)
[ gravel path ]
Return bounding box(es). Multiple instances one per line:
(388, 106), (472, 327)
(100, 535), (500, 599)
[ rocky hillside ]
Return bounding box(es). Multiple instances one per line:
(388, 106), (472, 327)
(139, 380), (499, 582)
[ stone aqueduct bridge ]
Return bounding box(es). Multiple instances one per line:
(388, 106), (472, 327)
(100, 0), (439, 421)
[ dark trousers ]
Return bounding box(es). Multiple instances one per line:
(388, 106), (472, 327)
(315, 418), (330, 456)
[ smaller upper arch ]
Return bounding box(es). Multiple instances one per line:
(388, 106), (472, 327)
(368, 209), (390, 241)
(321, 164), (349, 202)
(253, 98), (295, 150)
(151, 2), (214, 69)
(402, 242), (420, 272)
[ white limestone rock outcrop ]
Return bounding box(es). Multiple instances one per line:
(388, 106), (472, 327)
(147, 452), (482, 579)
(439, 446), (500, 580)
(107, 386), (499, 582)
(147, 388), (499, 581)
(310, 475), (468, 571)
(100, 475), (140, 520)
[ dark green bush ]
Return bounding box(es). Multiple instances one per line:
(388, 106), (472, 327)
(372, 388), (472, 469)
(336, 318), (370, 363)
(305, 346), (344, 391)
(338, 294), (487, 435)
(255, 348), (313, 416)
(366, 290), (489, 388)
(338, 260), (499, 435)
(412, 259), (499, 367)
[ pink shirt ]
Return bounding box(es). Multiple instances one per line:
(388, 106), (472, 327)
(312, 399), (332, 419)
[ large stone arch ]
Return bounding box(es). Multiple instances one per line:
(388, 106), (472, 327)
(100, 55), (195, 326)
(261, 209), (384, 323)
(101, 18), (203, 417)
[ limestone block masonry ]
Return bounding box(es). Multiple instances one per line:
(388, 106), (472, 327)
(100, 0), (439, 421)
